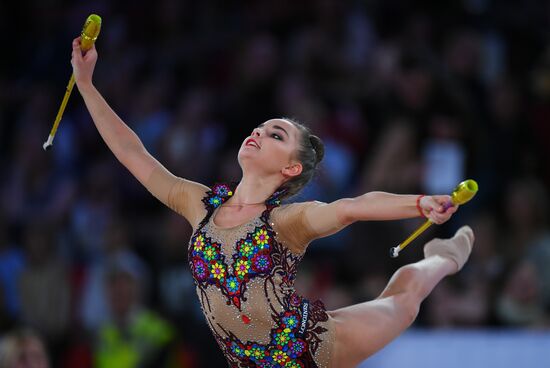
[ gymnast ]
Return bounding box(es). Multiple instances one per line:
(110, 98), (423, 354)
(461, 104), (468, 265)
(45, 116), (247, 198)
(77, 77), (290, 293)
(70, 37), (474, 368)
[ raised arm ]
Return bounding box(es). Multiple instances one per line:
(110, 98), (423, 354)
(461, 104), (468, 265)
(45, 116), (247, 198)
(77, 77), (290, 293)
(71, 37), (156, 181)
(70, 37), (208, 226)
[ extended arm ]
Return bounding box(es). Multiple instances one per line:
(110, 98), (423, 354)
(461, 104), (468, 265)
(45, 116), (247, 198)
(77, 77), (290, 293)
(303, 192), (457, 240)
(71, 37), (208, 225)
(71, 37), (156, 181)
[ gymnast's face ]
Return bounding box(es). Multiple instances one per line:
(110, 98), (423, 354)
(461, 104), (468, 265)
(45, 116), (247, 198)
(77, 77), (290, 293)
(238, 119), (303, 179)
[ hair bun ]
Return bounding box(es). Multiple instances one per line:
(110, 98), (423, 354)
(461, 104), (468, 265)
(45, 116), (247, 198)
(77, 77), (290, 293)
(309, 135), (325, 165)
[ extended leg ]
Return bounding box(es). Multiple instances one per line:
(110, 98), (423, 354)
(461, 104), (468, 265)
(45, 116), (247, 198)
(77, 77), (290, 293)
(328, 226), (474, 368)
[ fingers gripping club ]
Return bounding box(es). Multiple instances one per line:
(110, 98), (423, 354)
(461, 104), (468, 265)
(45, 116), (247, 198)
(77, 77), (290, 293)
(389, 180), (478, 258)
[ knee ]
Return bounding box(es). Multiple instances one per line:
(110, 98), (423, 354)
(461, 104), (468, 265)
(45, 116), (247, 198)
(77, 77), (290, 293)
(380, 264), (426, 299)
(378, 265), (425, 325)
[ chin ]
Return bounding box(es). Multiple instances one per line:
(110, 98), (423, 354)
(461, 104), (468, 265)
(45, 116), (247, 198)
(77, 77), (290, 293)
(238, 153), (260, 168)
(237, 150), (257, 167)
(238, 146), (261, 160)
(238, 153), (278, 175)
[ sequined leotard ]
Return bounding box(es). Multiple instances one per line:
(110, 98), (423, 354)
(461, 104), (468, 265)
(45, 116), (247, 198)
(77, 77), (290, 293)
(146, 167), (335, 368)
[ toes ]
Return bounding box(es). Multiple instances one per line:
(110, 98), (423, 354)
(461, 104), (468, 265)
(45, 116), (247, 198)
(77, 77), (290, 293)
(456, 225), (474, 244)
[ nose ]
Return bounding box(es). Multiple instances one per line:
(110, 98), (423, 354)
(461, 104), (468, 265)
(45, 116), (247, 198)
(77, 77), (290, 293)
(251, 128), (261, 137)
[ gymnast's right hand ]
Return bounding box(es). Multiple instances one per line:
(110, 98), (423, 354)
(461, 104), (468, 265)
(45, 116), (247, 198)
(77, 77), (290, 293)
(71, 36), (98, 90)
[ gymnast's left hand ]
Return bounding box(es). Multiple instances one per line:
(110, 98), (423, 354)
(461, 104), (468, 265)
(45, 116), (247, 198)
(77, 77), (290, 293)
(419, 195), (458, 224)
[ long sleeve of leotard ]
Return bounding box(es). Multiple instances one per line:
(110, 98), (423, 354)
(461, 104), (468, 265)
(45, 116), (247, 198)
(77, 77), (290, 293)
(271, 201), (347, 254)
(145, 165), (209, 229)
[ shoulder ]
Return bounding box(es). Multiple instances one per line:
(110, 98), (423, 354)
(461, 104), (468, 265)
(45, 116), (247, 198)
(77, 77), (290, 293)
(170, 177), (210, 202)
(270, 201), (326, 254)
(272, 201), (325, 221)
(182, 177), (210, 193)
(277, 200), (323, 211)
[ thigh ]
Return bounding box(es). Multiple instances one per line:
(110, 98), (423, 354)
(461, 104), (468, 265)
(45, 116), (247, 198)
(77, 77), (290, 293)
(328, 293), (417, 368)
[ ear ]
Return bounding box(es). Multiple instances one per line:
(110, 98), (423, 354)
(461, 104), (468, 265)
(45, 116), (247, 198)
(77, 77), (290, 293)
(282, 162), (303, 178)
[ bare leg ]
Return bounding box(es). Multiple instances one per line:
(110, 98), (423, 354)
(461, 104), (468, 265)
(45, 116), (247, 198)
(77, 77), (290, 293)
(328, 226), (474, 368)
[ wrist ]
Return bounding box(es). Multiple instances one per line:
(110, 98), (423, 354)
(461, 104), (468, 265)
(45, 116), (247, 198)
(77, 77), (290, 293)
(76, 80), (95, 94)
(416, 195), (427, 218)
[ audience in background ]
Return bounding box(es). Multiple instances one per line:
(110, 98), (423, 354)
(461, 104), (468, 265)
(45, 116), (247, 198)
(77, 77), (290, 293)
(0, 329), (50, 368)
(1, 1), (549, 366)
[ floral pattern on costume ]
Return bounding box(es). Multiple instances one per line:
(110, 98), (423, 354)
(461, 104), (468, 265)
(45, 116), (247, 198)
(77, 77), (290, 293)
(190, 225), (277, 310)
(220, 300), (328, 368)
(192, 184), (278, 310)
(189, 183), (330, 368)
(200, 183), (234, 221)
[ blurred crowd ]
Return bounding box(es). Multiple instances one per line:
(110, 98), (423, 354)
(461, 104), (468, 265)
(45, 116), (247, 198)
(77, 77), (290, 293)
(1, 0), (549, 367)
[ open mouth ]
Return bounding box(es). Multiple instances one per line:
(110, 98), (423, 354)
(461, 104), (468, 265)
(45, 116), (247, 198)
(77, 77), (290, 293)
(245, 138), (260, 149)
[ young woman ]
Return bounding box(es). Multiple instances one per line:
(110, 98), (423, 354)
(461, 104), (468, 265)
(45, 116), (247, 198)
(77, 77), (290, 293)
(71, 37), (474, 368)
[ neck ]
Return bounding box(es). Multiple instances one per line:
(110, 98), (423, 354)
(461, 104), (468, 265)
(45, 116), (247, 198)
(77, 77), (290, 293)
(230, 173), (283, 205)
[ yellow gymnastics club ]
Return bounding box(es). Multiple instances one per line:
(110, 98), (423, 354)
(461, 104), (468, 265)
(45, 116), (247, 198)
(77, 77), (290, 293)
(390, 179), (478, 258)
(43, 14), (102, 151)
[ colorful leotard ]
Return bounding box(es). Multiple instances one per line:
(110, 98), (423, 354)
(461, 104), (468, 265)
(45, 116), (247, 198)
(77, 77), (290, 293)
(146, 167), (336, 368)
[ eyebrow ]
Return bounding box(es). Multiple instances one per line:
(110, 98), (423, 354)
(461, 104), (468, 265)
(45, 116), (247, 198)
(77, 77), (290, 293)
(258, 123), (289, 137)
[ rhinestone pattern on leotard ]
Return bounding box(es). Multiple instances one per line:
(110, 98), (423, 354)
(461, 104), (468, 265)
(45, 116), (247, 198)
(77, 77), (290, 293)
(188, 184), (333, 368)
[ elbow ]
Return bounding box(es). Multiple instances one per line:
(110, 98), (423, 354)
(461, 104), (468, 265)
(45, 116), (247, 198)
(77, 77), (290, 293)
(337, 198), (360, 225)
(340, 192), (377, 223)
(122, 139), (145, 154)
(116, 141), (146, 166)
(113, 128), (145, 160)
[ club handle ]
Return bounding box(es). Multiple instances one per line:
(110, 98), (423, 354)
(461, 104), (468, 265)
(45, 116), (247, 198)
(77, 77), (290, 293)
(43, 74), (75, 150)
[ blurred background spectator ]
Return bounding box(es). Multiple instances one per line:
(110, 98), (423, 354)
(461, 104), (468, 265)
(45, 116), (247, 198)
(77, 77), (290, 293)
(0, 0), (549, 366)
(0, 328), (50, 368)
